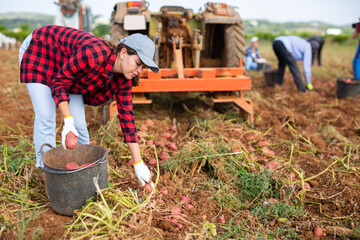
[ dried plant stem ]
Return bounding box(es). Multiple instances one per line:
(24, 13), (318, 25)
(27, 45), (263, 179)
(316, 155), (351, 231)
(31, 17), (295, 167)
(304, 201), (356, 219)
(286, 122), (318, 152)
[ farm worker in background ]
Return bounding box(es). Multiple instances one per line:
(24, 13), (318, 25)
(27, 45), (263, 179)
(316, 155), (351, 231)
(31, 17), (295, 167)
(352, 19), (360, 80)
(18, 24), (158, 188)
(245, 36), (270, 71)
(307, 35), (325, 66)
(272, 35), (314, 92)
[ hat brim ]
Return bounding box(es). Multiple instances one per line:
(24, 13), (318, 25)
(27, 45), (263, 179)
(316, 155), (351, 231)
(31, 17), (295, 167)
(137, 52), (159, 73)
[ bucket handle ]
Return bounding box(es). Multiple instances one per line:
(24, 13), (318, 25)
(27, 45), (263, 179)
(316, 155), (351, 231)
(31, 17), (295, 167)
(39, 143), (56, 156)
(42, 149), (110, 175)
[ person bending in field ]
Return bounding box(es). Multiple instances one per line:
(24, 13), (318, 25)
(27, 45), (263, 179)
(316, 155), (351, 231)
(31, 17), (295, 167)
(18, 24), (158, 188)
(272, 35), (317, 92)
(307, 35), (325, 66)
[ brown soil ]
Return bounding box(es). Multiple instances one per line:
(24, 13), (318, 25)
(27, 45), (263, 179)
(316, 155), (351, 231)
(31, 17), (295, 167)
(2, 209), (72, 240)
(1, 46), (360, 240)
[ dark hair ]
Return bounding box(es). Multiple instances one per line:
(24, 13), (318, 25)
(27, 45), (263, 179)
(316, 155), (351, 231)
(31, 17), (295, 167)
(104, 40), (140, 86)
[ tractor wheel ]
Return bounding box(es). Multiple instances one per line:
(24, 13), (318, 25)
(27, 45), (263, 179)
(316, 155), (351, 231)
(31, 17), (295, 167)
(224, 21), (246, 67)
(110, 10), (128, 45)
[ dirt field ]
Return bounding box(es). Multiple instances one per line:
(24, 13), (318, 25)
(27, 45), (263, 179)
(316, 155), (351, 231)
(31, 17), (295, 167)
(1, 40), (360, 239)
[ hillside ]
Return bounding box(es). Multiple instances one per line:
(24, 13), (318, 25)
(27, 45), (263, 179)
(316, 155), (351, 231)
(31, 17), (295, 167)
(243, 19), (353, 35)
(0, 12), (54, 29)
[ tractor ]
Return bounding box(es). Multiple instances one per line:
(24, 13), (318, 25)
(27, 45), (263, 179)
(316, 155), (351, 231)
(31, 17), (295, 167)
(108, 1), (253, 124)
(110, 1), (246, 68)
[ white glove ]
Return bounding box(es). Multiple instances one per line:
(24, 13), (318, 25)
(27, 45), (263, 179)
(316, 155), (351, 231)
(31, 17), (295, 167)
(134, 160), (154, 187)
(61, 115), (79, 149)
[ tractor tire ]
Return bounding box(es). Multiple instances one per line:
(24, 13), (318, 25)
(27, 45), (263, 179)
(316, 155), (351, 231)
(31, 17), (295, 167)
(224, 21), (246, 67)
(110, 10), (128, 45)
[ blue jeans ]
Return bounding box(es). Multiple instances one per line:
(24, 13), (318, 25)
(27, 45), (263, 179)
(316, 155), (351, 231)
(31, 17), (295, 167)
(19, 33), (90, 167)
(272, 40), (306, 92)
(353, 40), (360, 80)
(18, 32), (33, 66)
(245, 56), (258, 70)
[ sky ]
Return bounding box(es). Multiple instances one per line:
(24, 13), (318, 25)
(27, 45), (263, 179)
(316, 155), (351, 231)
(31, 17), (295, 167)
(0, 0), (359, 26)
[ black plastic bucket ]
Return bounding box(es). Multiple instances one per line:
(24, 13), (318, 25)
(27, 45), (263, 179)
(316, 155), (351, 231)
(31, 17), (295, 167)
(336, 77), (360, 99)
(264, 68), (278, 87)
(40, 143), (109, 216)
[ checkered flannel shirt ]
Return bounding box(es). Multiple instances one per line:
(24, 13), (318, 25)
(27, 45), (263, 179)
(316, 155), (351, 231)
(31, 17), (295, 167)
(20, 24), (138, 143)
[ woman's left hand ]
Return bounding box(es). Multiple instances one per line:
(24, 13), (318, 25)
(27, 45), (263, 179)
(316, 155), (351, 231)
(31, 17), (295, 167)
(134, 160), (154, 187)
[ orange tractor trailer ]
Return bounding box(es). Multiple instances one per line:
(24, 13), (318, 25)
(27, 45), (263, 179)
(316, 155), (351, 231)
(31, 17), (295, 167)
(109, 1), (253, 124)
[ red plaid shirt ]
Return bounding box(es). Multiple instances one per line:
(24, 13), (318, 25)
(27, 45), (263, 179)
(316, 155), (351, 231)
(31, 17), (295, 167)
(20, 25), (138, 143)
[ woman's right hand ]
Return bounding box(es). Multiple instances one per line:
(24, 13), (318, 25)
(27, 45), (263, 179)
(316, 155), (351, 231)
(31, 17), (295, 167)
(61, 115), (79, 149)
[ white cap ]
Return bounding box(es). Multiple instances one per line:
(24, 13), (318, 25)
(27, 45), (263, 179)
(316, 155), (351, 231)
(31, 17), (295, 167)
(120, 33), (159, 73)
(250, 36), (258, 43)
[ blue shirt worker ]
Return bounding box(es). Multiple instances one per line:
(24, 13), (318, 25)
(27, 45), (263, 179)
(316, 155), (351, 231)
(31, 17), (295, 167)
(272, 36), (314, 92)
(245, 36), (262, 70)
